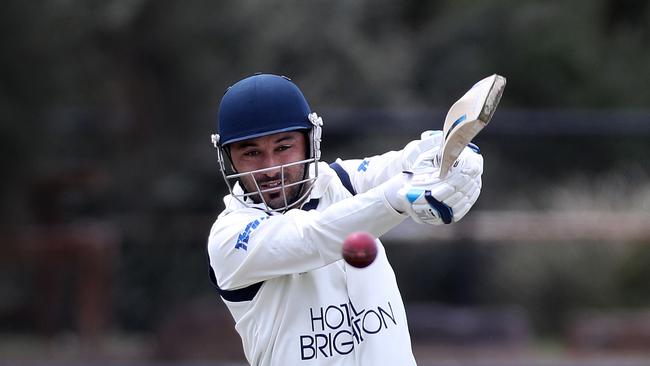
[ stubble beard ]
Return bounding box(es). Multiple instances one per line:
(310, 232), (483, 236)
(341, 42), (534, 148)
(242, 163), (308, 209)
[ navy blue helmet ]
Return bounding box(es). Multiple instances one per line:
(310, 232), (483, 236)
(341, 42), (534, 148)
(218, 74), (313, 145)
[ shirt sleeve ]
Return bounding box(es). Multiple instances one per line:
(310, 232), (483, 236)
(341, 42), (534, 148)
(207, 184), (406, 290)
(335, 136), (429, 194)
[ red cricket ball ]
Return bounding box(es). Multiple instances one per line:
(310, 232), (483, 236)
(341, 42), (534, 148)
(342, 231), (378, 268)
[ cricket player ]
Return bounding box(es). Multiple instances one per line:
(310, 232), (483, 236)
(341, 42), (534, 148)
(206, 74), (483, 365)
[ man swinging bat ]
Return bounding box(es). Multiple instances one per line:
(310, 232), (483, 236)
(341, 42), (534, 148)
(206, 73), (504, 365)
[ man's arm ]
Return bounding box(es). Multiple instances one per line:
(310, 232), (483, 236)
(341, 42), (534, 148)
(336, 131), (444, 194)
(208, 183), (406, 291)
(337, 130), (484, 226)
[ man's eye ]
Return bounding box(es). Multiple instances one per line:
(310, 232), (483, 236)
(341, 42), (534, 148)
(277, 145), (292, 152)
(244, 151), (260, 157)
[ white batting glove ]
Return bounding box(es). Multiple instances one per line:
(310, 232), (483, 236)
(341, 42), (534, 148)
(387, 145), (483, 225)
(401, 130), (444, 171)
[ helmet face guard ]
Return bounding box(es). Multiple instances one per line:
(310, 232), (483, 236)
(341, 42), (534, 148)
(212, 113), (323, 213)
(212, 74), (323, 212)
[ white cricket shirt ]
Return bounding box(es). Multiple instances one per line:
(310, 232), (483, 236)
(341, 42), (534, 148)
(207, 147), (422, 365)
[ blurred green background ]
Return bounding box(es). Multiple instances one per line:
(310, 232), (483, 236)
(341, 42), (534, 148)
(1, 0), (649, 364)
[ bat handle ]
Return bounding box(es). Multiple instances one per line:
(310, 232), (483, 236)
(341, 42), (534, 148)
(438, 142), (480, 179)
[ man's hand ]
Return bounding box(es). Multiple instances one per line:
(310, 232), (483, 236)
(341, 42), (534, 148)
(401, 130), (444, 171)
(390, 145), (483, 225)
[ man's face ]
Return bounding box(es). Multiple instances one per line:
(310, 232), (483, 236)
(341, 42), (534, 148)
(229, 131), (308, 209)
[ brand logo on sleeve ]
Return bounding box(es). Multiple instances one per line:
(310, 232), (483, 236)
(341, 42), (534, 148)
(235, 216), (268, 251)
(357, 159), (369, 172)
(299, 300), (397, 360)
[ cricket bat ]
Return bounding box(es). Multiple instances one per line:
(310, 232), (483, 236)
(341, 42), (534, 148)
(438, 74), (506, 179)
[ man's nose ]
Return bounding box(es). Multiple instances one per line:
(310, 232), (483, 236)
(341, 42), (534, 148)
(263, 154), (278, 167)
(261, 155), (282, 177)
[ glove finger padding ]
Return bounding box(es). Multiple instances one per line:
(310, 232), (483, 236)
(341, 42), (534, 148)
(397, 145), (483, 225)
(449, 173), (481, 220)
(458, 149), (483, 177)
(402, 130), (443, 171)
(453, 181), (481, 220)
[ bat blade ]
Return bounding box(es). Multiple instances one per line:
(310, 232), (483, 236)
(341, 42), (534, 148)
(438, 74), (506, 179)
